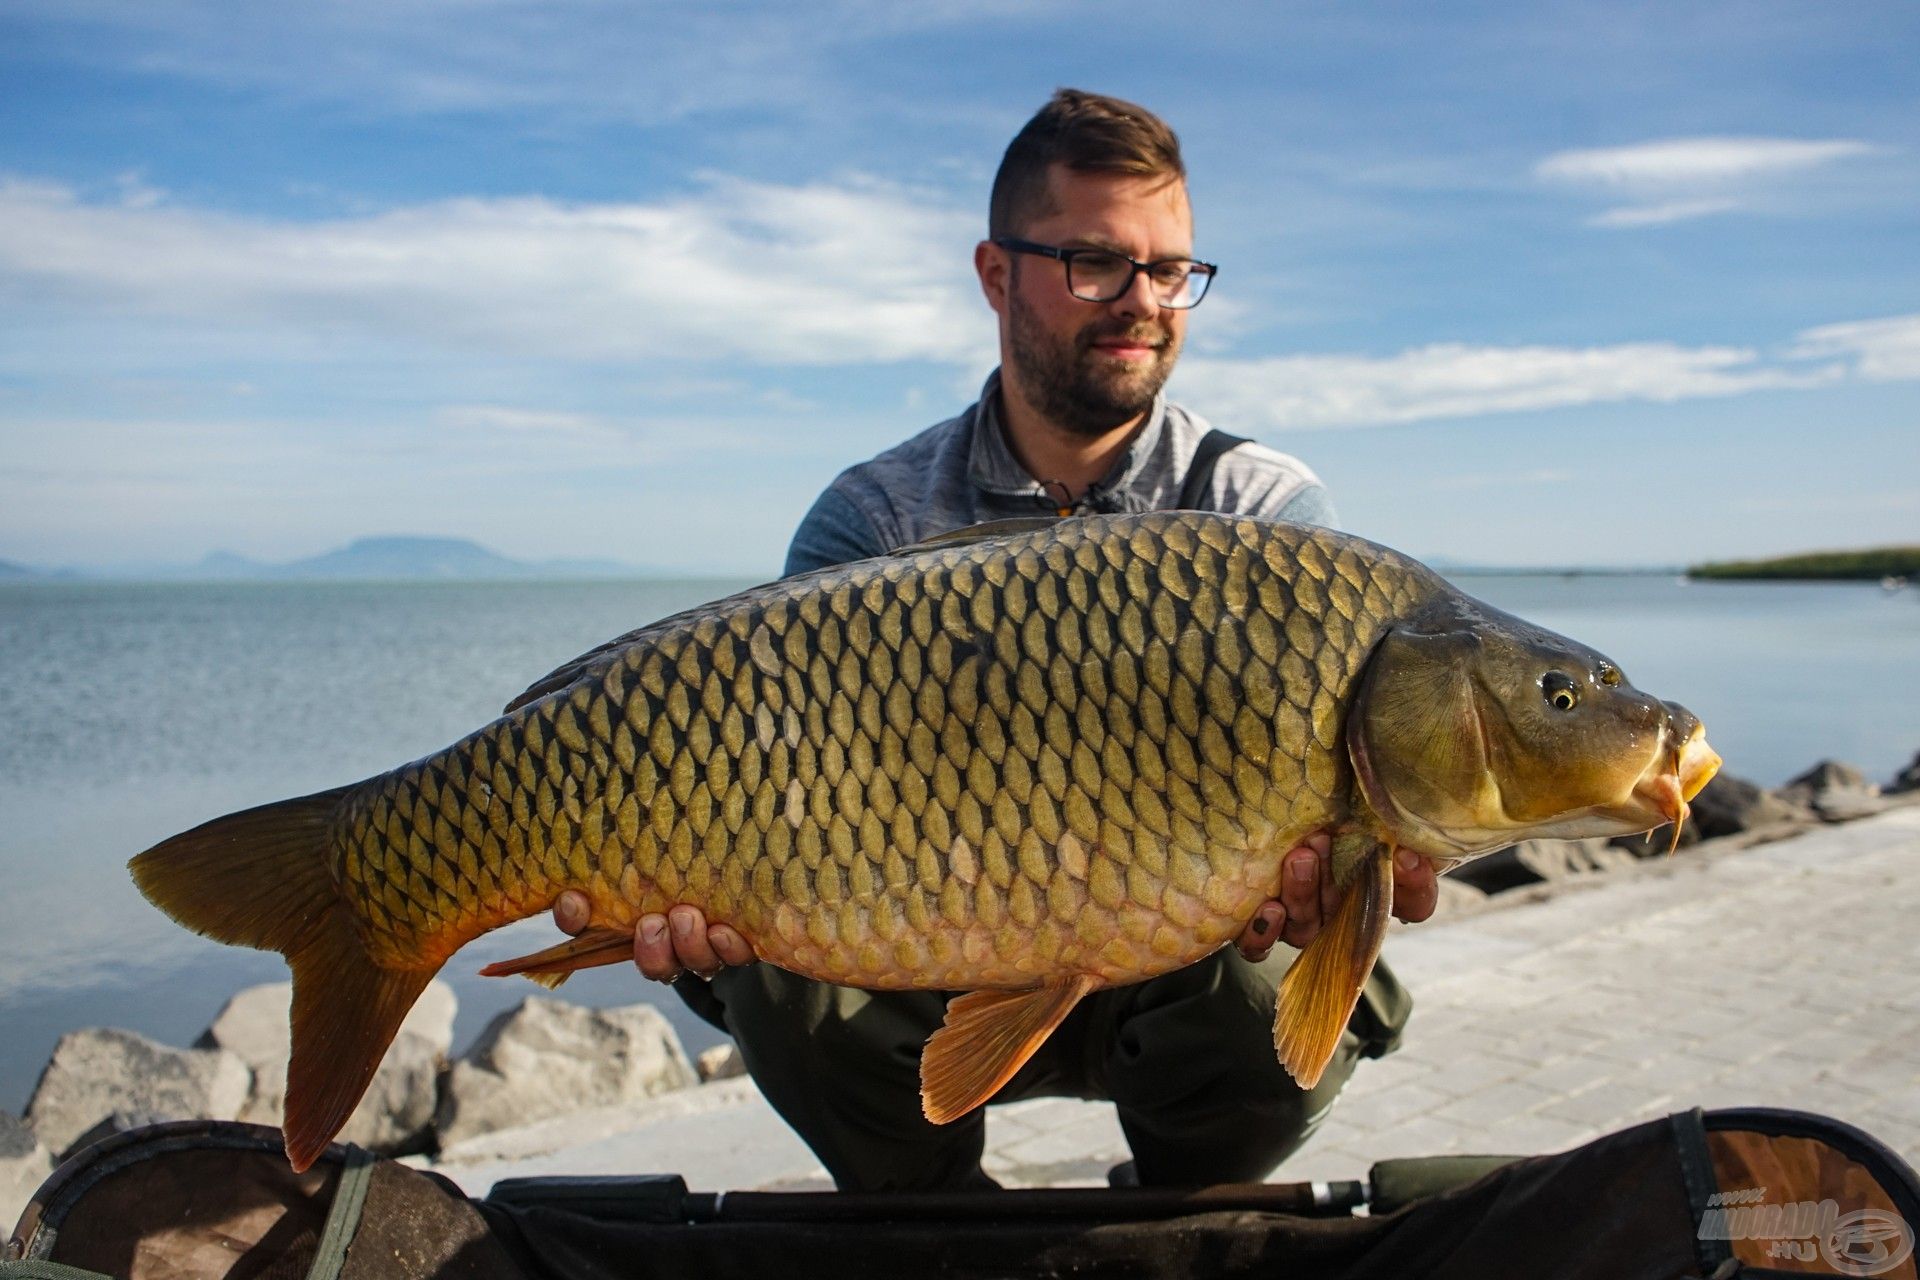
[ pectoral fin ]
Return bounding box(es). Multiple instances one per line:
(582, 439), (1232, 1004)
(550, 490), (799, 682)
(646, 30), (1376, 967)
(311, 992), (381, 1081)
(479, 927), (638, 989)
(921, 975), (1099, 1124)
(1274, 845), (1395, 1089)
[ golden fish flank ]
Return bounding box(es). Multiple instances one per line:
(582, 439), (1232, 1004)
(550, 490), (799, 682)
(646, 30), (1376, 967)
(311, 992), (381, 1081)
(130, 512), (1718, 1171)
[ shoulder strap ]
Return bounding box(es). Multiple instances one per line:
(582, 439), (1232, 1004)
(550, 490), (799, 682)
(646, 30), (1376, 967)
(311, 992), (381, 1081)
(1176, 429), (1251, 510)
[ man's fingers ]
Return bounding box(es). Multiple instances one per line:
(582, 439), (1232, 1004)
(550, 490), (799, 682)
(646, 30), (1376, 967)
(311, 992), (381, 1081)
(1235, 902), (1285, 961)
(1279, 847), (1322, 949)
(1391, 848), (1439, 924)
(668, 905), (722, 976)
(634, 913), (681, 982)
(551, 889), (591, 937)
(707, 924), (759, 968)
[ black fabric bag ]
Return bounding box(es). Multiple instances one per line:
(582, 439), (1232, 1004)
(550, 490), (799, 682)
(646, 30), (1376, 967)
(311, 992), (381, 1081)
(9, 1109), (1917, 1279)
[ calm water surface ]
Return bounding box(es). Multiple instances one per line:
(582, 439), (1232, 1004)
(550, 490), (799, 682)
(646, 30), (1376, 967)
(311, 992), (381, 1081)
(1, 573), (1914, 1111)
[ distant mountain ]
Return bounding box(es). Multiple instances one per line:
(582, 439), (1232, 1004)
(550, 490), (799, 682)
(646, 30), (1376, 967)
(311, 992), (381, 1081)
(0, 559), (39, 579)
(45, 536), (644, 582)
(267, 536), (638, 581)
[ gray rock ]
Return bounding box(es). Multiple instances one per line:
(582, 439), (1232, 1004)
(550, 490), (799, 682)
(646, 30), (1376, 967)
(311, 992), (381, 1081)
(200, 978), (457, 1061)
(436, 997), (696, 1148)
(1776, 759), (1885, 822)
(56, 1108), (182, 1162)
(697, 1043), (746, 1082)
(200, 980), (455, 1155)
(1452, 837), (1639, 894)
(1429, 876), (1490, 920)
(25, 1028), (248, 1157)
(0, 1112), (54, 1236)
(1887, 750), (1920, 794)
(1681, 772), (1814, 839)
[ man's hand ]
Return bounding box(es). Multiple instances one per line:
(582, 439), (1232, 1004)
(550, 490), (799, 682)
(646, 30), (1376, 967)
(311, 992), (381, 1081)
(550, 892), (757, 984)
(1236, 833), (1439, 963)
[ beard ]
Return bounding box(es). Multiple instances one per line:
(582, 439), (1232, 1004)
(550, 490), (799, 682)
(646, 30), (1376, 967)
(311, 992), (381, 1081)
(1006, 285), (1179, 439)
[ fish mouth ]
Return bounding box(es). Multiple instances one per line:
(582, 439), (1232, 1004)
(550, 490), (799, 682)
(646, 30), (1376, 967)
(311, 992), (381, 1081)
(1630, 721), (1722, 852)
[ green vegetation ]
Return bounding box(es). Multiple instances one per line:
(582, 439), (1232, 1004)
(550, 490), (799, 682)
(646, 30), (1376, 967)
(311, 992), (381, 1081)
(1688, 546), (1920, 581)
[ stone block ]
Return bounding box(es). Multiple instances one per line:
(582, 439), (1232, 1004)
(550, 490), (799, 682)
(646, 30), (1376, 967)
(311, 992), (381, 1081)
(200, 979), (455, 1155)
(25, 1028), (248, 1157)
(435, 997), (695, 1148)
(1, 1112), (54, 1235)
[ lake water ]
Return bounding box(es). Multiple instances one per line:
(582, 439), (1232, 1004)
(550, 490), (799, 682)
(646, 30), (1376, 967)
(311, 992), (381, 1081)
(1, 573), (1915, 1113)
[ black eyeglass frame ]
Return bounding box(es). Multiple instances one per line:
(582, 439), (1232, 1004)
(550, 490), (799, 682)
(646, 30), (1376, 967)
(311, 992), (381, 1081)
(992, 237), (1218, 309)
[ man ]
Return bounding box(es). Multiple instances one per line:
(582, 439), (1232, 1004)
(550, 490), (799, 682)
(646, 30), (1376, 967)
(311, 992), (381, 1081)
(554, 89), (1437, 1191)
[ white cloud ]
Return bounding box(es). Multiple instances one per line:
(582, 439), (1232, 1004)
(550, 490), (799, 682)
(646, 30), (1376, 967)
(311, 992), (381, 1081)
(1175, 341), (1839, 432)
(1536, 137), (1876, 186)
(0, 174), (988, 367)
(1534, 135), (1879, 227)
(1587, 198), (1738, 228)
(1790, 313), (1920, 382)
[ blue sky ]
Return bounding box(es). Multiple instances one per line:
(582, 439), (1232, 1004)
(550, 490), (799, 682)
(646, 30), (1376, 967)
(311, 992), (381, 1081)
(2, 1), (1915, 573)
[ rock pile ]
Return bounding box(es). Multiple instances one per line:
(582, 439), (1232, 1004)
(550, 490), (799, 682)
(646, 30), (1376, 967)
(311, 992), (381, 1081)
(1431, 756), (1918, 913)
(6, 979), (706, 1226)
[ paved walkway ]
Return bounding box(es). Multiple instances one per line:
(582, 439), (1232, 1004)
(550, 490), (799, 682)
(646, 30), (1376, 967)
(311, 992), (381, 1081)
(432, 806), (1920, 1195)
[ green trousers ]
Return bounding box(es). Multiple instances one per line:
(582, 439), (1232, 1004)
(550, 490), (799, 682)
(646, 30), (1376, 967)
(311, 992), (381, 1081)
(681, 950), (1411, 1192)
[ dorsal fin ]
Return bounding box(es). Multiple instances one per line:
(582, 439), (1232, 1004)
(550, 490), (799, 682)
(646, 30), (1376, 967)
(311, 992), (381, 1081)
(893, 517), (1064, 557)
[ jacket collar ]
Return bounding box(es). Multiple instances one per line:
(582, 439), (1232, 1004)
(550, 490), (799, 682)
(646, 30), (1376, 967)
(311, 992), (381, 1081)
(965, 367), (1168, 511)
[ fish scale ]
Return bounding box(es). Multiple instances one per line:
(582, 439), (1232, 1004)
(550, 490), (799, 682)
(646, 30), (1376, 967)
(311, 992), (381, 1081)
(335, 514), (1429, 989)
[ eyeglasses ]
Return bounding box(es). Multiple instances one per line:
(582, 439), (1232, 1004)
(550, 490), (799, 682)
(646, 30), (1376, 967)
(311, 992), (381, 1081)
(993, 237), (1217, 309)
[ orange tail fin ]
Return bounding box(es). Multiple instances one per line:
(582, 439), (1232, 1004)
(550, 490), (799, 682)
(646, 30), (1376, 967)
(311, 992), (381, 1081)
(129, 786), (435, 1172)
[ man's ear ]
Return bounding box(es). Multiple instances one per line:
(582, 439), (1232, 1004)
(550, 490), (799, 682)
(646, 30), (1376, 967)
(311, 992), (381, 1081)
(975, 239), (1011, 316)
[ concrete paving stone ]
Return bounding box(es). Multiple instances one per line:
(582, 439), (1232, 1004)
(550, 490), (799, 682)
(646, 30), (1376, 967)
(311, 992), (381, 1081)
(1428, 1081), (1564, 1130)
(1539, 1080), (1676, 1130)
(1403, 1051), (1528, 1099)
(1604, 1050), (1739, 1101)
(995, 1108), (1127, 1166)
(1302, 1118), (1368, 1155)
(1830, 1053), (1920, 1095)
(1583, 1031), (1686, 1069)
(1691, 1026), (1804, 1067)
(1465, 1112), (1599, 1157)
(1520, 1023), (1615, 1060)
(1277, 1149), (1365, 1183)
(1508, 1052), (1623, 1098)
(1348, 1052), (1437, 1094)
(1350, 1115), (1479, 1162)
(1346, 1082), (1456, 1127)
(1443, 1023), (1564, 1070)
(1846, 1113), (1920, 1165)
(1869, 1083), (1920, 1127)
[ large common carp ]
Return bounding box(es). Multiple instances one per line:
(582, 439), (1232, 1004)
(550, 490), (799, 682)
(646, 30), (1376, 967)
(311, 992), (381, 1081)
(133, 513), (1719, 1171)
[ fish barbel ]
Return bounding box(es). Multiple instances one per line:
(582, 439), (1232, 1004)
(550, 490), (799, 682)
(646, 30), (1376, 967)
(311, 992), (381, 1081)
(131, 513), (1719, 1170)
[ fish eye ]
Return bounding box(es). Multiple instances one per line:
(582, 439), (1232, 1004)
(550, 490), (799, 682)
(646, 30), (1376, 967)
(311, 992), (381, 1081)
(1541, 672), (1580, 711)
(1597, 663), (1621, 687)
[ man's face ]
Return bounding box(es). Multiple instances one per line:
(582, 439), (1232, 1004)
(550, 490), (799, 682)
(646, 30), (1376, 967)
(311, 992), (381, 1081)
(987, 164), (1193, 438)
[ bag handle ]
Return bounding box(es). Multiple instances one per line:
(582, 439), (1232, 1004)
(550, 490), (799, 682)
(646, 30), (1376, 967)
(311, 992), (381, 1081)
(306, 1144), (376, 1280)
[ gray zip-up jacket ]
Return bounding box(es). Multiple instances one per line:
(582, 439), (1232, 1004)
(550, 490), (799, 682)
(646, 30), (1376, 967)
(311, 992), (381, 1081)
(784, 369), (1336, 576)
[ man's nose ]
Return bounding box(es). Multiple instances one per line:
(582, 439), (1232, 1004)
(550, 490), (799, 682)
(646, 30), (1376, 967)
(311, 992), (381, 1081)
(1108, 266), (1162, 320)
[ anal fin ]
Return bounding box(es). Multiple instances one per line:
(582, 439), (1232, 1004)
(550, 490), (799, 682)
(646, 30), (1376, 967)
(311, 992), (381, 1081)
(1274, 843), (1395, 1090)
(478, 927), (637, 988)
(921, 975), (1098, 1124)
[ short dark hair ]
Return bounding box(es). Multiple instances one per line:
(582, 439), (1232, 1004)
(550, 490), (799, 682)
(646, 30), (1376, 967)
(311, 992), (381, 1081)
(989, 89), (1186, 239)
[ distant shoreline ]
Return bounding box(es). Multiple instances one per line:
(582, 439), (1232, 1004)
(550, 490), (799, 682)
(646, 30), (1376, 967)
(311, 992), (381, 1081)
(1688, 546), (1920, 582)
